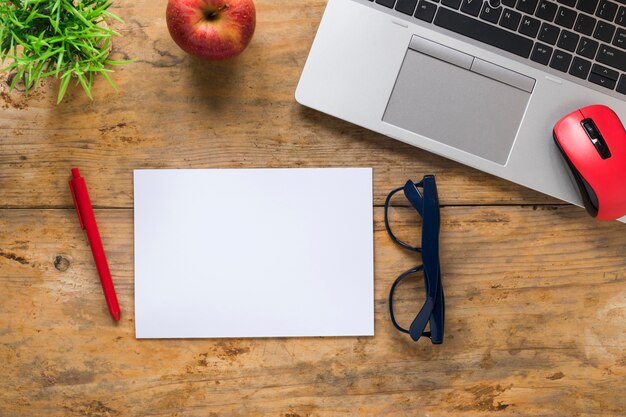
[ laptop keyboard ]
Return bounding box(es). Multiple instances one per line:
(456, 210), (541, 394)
(369, 0), (626, 95)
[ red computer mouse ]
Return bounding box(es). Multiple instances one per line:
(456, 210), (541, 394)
(553, 104), (626, 220)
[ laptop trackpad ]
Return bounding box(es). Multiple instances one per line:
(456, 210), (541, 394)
(383, 46), (532, 165)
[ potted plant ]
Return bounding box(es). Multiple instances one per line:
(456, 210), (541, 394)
(0, 0), (129, 103)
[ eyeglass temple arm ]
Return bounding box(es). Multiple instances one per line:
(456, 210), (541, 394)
(403, 180), (424, 217)
(408, 176), (444, 342)
(428, 271), (445, 344)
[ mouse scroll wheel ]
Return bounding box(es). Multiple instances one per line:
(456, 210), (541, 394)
(581, 118), (612, 159)
(582, 120), (601, 140)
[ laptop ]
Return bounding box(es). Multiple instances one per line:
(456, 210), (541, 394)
(296, 0), (626, 220)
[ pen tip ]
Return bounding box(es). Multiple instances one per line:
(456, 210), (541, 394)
(112, 310), (121, 321)
(71, 167), (80, 178)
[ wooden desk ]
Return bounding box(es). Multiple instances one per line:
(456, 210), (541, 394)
(2, 1), (626, 415)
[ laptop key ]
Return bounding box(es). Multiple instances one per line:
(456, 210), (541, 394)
(554, 6), (577, 28)
(617, 74), (626, 93)
(531, 42), (554, 63)
(558, 0), (577, 6)
(461, 0), (484, 16)
(569, 56), (592, 77)
(576, 0), (600, 13)
(557, 30), (580, 50)
(596, 0), (618, 19)
(481, 3), (504, 22)
(596, 43), (626, 71)
(574, 14), (597, 35)
(517, 0), (540, 13)
(594, 21), (616, 42)
(396, 0), (419, 14)
(589, 71), (617, 88)
(502, 0), (517, 6)
(376, 0), (397, 8)
(434, 7), (534, 57)
(536, 0), (559, 20)
(550, 49), (573, 70)
(592, 63), (620, 79)
(442, 0), (463, 9)
(577, 37), (599, 57)
(539, 22), (561, 43)
(520, 15), (542, 36)
(415, 0), (438, 22)
(614, 28), (626, 48)
(501, 8), (523, 29)
(617, 7), (626, 26)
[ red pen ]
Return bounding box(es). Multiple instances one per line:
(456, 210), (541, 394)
(69, 168), (121, 321)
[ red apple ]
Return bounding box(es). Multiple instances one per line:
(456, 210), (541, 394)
(166, 0), (256, 60)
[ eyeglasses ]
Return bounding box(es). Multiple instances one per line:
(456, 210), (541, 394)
(384, 175), (445, 344)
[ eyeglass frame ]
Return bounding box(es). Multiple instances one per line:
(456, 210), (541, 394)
(384, 175), (445, 344)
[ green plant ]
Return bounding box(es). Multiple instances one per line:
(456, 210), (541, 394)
(0, 0), (129, 103)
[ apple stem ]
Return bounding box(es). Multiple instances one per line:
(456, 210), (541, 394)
(208, 4), (229, 19)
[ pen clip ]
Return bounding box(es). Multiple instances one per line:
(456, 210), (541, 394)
(69, 180), (85, 230)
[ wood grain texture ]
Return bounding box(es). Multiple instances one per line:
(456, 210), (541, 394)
(2, 0), (626, 416)
(0, 0), (559, 209)
(1, 208), (626, 416)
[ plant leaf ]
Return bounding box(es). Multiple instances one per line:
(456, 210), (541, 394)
(76, 71), (92, 100)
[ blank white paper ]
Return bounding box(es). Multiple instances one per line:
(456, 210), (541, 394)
(134, 168), (374, 338)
